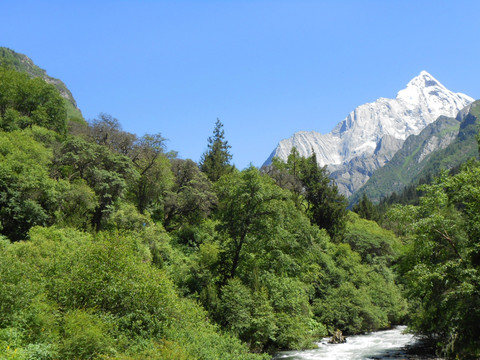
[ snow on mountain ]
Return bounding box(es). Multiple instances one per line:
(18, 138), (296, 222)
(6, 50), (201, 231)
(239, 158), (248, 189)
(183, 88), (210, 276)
(264, 71), (473, 196)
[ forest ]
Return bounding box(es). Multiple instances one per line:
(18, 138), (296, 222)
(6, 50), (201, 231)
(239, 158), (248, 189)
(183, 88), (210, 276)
(0, 64), (478, 359)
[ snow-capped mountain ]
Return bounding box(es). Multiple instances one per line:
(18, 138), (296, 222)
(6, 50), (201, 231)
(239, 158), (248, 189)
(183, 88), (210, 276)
(264, 71), (474, 196)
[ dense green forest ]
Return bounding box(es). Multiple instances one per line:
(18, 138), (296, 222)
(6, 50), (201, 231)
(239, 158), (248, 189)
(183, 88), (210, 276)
(0, 63), (478, 359)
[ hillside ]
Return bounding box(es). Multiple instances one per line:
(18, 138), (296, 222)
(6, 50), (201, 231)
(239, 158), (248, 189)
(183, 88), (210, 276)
(0, 47), (84, 122)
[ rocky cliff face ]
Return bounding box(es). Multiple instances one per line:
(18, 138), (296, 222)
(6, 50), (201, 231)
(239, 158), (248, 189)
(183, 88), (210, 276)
(264, 71), (473, 197)
(349, 114), (464, 205)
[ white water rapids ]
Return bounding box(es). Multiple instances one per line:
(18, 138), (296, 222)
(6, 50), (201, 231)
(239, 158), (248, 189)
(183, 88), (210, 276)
(273, 326), (438, 360)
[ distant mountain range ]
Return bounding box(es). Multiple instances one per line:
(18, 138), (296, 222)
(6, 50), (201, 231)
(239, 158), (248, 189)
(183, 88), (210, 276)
(264, 71), (473, 197)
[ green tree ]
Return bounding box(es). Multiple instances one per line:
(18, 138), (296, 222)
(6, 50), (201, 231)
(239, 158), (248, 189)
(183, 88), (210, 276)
(352, 193), (379, 222)
(88, 113), (136, 155)
(130, 133), (173, 214)
(0, 226), (267, 360)
(343, 212), (400, 264)
(0, 130), (59, 241)
(300, 152), (348, 239)
(200, 119), (233, 182)
(268, 147), (304, 207)
(0, 67), (67, 134)
(387, 167), (480, 358)
(163, 159), (217, 231)
(270, 149), (348, 238)
(215, 167), (288, 282)
(55, 137), (138, 230)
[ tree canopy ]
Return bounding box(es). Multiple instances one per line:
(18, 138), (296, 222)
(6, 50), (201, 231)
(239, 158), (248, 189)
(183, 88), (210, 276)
(2, 63), (478, 359)
(200, 118), (233, 182)
(0, 67), (67, 134)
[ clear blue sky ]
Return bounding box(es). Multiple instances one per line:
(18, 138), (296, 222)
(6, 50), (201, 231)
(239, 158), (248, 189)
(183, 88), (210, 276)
(1, 0), (479, 169)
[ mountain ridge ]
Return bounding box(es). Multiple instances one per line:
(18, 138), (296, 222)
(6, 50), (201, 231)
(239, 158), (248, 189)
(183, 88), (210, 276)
(264, 71), (473, 196)
(350, 100), (480, 205)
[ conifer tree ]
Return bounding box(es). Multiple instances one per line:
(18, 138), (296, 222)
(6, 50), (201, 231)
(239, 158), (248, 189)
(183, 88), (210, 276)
(200, 118), (233, 182)
(300, 151), (348, 239)
(353, 193), (379, 222)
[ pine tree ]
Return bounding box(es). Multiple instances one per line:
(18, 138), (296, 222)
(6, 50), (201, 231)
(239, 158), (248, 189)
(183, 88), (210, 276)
(353, 193), (379, 222)
(300, 151), (348, 239)
(200, 118), (233, 182)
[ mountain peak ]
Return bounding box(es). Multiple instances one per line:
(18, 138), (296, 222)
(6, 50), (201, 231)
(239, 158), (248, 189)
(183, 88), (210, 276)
(264, 71), (474, 197)
(395, 71), (472, 105)
(406, 70), (442, 89)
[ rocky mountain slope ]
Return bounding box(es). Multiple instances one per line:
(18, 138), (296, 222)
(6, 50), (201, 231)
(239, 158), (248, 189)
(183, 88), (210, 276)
(350, 100), (480, 205)
(264, 71), (473, 196)
(0, 47), (83, 121)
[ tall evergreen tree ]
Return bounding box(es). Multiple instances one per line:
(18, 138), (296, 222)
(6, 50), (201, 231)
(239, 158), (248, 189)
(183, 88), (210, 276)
(200, 118), (233, 182)
(353, 193), (379, 222)
(269, 148), (348, 239)
(300, 152), (348, 239)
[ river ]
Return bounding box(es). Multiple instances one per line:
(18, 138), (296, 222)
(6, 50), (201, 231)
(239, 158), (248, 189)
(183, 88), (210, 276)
(273, 326), (441, 360)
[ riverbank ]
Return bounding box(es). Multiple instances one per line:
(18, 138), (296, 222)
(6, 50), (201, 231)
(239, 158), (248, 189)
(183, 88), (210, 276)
(394, 339), (443, 360)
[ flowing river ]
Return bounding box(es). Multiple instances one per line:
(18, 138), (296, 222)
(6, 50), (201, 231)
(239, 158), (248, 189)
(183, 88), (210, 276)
(273, 326), (441, 360)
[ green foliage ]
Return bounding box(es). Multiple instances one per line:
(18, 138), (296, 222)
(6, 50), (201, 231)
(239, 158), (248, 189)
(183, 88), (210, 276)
(0, 46), (84, 125)
(352, 193), (379, 221)
(86, 114), (175, 218)
(313, 242), (407, 334)
(215, 166), (289, 281)
(200, 118), (233, 182)
(0, 130), (59, 240)
(130, 133), (173, 214)
(59, 309), (113, 360)
(0, 67), (67, 134)
(0, 226), (266, 360)
(88, 113), (136, 154)
(268, 147), (304, 206)
(343, 212), (401, 264)
(55, 136), (138, 230)
(164, 159), (216, 231)
(220, 278), (255, 337)
(387, 165), (480, 358)
(270, 148), (348, 239)
(300, 153), (348, 239)
(54, 179), (98, 230)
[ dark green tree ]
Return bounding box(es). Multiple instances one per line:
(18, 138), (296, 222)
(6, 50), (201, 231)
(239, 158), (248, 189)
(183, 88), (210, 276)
(0, 129), (59, 241)
(300, 152), (348, 239)
(200, 118), (233, 182)
(88, 113), (136, 155)
(129, 133), (173, 214)
(269, 148), (348, 238)
(387, 167), (480, 358)
(268, 147), (303, 207)
(353, 193), (379, 222)
(163, 159), (217, 231)
(55, 137), (138, 230)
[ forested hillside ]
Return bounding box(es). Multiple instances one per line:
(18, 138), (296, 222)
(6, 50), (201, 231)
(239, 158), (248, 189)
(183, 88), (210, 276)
(0, 47), (84, 124)
(0, 55), (478, 359)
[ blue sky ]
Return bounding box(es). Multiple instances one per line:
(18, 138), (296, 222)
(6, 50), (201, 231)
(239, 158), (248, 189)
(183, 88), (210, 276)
(1, 0), (479, 169)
